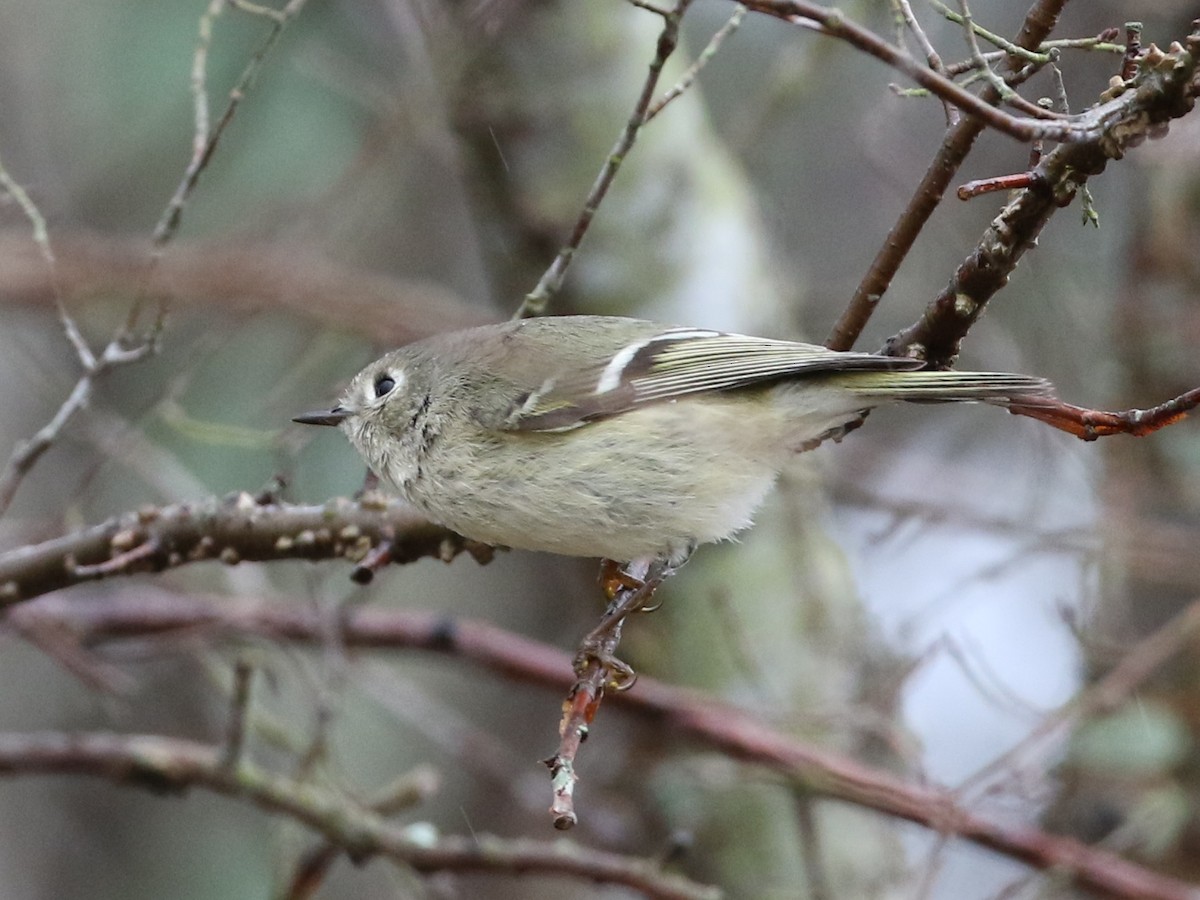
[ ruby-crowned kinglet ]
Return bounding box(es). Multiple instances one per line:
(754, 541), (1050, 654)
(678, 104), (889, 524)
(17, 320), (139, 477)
(294, 316), (1052, 565)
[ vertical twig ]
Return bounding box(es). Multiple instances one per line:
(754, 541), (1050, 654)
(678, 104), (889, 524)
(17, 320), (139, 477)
(1121, 22), (1142, 81)
(952, 0), (1017, 102)
(891, 0), (956, 124)
(127, 0), (311, 342)
(646, 5), (746, 122)
(0, 156), (94, 370)
(515, 0), (694, 319)
(220, 659), (255, 770)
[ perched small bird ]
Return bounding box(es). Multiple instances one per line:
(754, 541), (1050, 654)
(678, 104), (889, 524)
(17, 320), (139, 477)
(294, 316), (1053, 566)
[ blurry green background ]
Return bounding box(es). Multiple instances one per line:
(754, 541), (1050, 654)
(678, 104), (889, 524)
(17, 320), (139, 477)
(0, 0), (1198, 897)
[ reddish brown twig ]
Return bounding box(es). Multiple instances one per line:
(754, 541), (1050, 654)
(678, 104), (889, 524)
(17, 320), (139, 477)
(546, 558), (662, 829)
(350, 538), (394, 585)
(1007, 387), (1200, 440)
(956, 171), (1041, 200)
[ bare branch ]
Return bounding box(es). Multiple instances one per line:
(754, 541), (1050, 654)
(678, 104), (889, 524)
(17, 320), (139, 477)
(942, 29), (1124, 78)
(958, 599), (1200, 801)
(932, 0), (1053, 71)
(738, 0), (1101, 143)
(0, 375), (94, 516)
(890, 0), (955, 124)
(646, 6), (747, 122)
(0, 730), (718, 900)
(129, 0), (311, 341)
(950, 0), (1014, 102)
(825, 0), (1071, 351)
(0, 2), (313, 516)
(150, 0), (310, 251)
(885, 33), (1200, 366)
(0, 154), (94, 369)
(0, 494), (493, 606)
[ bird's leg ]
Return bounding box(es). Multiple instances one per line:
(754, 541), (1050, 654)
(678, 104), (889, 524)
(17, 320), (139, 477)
(545, 557), (672, 829)
(582, 557), (670, 685)
(598, 557), (645, 595)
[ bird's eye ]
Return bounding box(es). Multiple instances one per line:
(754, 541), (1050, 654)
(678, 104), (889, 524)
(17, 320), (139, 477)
(374, 375), (396, 398)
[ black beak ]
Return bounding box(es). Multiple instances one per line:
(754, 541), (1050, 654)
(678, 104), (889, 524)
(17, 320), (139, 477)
(292, 406), (351, 427)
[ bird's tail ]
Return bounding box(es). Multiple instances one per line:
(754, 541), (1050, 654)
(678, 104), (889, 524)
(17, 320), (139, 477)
(834, 370), (1055, 405)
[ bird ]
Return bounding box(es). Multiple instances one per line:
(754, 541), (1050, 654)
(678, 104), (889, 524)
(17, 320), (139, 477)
(294, 315), (1053, 568)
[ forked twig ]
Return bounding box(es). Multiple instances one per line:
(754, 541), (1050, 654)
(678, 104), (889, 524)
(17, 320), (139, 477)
(516, 0), (693, 318)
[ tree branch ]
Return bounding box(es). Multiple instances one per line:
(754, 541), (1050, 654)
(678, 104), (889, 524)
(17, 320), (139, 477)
(0, 494), (491, 606)
(739, 0), (1102, 143)
(826, 0), (1070, 351)
(886, 32), (1200, 366)
(0, 730), (717, 900)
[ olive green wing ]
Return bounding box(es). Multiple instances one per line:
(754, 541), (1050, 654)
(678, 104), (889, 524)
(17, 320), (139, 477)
(504, 326), (922, 432)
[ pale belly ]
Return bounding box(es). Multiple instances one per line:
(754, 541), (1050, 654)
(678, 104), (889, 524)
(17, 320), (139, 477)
(398, 390), (859, 562)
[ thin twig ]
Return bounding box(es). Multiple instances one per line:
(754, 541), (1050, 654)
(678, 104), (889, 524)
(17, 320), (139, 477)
(625, 0), (672, 15)
(0, 155), (94, 369)
(891, 0), (955, 124)
(942, 33), (1123, 78)
(1049, 61), (1070, 113)
(220, 659), (255, 770)
(283, 765), (441, 900)
(0, 375), (92, 517)
(957, 599), (1200, 801)
(738, 0), (1100, 144)
(952, 0), (1017, 102)
(931, 0), (1048, 68)
(0, 152), (105, 517)
(515, 0), (693, 318)
(646, 6), (746, 122)
(127, 0), (311, 341)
